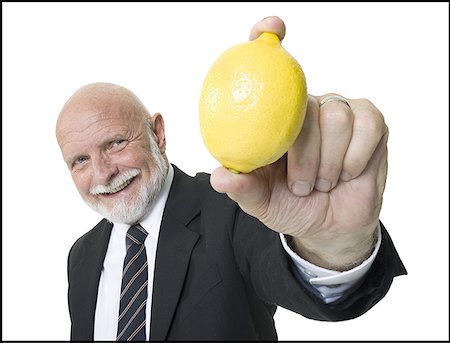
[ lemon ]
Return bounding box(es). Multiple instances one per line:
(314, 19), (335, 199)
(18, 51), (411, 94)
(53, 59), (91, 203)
(199, 32), (308, 174)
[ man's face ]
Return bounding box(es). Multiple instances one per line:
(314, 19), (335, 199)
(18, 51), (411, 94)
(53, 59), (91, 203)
(57, 96), (168, 224)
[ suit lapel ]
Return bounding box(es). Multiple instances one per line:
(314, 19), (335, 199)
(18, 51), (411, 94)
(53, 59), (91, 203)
(150, 165), (201, 340)
(70, 219), (112, 339)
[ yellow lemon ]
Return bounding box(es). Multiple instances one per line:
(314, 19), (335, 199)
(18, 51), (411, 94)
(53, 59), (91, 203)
(199, 32), (308, 173)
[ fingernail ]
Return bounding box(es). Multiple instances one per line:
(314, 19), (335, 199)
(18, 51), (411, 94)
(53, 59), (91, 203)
(292, 181), (312, 196)
(315, 178), (332, 192)
(340, 171), (352, 182)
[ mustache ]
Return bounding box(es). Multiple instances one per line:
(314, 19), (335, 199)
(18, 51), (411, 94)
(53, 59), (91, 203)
(90, 169), (141, 195)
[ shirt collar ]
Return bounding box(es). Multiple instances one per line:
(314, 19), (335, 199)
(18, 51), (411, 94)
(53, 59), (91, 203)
(112, 164), (174, 242)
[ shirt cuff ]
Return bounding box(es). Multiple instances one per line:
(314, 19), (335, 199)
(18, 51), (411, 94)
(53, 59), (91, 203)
(279, 223), (382, 304)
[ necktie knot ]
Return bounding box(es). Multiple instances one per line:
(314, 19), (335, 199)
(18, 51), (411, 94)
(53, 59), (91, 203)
(126, 224), (148, 247)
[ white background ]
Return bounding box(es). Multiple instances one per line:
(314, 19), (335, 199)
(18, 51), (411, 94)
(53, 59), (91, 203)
(3, 2), (449, 341)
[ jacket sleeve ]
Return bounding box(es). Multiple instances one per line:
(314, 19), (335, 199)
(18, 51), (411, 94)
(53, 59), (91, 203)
(230, 208), (407, 321)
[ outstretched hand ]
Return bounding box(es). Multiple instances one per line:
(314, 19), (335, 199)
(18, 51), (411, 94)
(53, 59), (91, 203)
(210, 16), (388, 271)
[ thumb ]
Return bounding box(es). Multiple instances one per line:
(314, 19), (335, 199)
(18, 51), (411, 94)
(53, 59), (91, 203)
(249, 16), (286, 41)
(210, 167), (267, 210)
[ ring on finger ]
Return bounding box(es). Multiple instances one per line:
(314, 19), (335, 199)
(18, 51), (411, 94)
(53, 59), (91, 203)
(319, 95), (351, 109)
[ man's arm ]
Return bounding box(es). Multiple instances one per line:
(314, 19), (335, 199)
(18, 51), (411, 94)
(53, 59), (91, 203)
(230, 206), (406, 321)
(210, 16), (406, 312)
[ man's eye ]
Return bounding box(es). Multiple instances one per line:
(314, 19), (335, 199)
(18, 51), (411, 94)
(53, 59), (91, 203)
(73, 156), (88, 166)
(110, 139), (127, 150)
(113, 139), (125, 146)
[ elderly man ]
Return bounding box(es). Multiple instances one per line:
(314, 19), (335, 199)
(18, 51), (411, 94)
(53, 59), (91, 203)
(56, 16), (406, 341)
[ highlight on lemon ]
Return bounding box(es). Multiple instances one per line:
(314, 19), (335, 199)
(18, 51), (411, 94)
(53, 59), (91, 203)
(199, 32), (308, 174)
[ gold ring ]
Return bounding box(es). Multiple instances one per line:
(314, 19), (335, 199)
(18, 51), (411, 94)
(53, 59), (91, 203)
(319, 95), (351, 109)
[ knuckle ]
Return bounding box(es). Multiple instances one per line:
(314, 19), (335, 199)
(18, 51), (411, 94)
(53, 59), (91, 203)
(355, 97), (378, 111)
(318, 162), (341, 178)
(320, 108), (353, 128)
(354, 98), (387, 132)
(357, 108), (385, 134)
(343, 157), (365, 175)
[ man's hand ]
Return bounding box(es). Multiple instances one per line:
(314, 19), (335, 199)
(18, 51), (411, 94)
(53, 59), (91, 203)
(210, 16), (388, 271)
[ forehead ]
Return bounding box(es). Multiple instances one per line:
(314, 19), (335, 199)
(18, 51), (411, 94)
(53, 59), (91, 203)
(59, 105), (133, 135)
(57, 104), (143, 157)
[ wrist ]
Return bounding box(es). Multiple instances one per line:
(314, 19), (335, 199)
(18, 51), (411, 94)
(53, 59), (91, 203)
(289, 225), (378, 271)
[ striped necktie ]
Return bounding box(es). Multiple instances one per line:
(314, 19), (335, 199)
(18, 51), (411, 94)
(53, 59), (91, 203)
(117, 224), (148, 341)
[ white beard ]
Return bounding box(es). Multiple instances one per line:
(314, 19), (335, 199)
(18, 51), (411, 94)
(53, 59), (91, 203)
(84, 134), (168, 225)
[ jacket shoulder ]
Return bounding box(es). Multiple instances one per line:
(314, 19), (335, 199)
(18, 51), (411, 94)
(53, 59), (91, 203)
(193, 171), (239, 210)
(68, 219), (112, 267)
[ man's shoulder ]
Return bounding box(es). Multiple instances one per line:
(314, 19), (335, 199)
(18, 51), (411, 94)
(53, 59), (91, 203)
(170, 165), (239, 223)
(172, 164), (232, 203)
(68, 219), (112, 258)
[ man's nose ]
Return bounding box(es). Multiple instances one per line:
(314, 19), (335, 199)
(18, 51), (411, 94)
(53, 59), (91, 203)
(91, 155), (119, 186)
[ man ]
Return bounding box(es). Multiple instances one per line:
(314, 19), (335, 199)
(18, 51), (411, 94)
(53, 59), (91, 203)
(56, 16), (406, 341)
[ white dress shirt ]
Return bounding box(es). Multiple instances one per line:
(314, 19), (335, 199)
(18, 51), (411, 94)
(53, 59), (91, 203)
(93, 166), (174, 341)
(94, 164), (381, 340)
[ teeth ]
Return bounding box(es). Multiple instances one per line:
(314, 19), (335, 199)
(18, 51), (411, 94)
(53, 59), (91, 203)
(103, 177), (133, 194)
(90, 168), (141, 196)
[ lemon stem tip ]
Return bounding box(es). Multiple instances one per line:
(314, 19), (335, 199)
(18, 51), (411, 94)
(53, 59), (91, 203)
(258, 32), (280, 45)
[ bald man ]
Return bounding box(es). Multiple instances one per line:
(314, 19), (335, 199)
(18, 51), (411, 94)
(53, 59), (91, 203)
(56, 17), (406, 341)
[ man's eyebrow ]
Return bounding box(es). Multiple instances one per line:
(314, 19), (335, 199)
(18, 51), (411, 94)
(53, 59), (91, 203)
(100, 134), (128, 145)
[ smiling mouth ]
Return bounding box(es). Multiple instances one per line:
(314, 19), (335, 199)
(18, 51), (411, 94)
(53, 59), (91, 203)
(100, 176), (136, 195)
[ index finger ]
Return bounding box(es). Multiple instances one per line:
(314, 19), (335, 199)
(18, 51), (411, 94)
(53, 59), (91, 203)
(249, 16), (286, 41)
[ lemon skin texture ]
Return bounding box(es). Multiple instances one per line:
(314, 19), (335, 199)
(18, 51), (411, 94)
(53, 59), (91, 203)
(199, 32), (308, 173)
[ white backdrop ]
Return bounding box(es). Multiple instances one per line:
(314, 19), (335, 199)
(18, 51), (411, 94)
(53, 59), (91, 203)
(3, 2), (449, 341)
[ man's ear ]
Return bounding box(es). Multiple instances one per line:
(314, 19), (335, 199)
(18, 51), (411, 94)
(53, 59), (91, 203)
(150, 112), (166, 154)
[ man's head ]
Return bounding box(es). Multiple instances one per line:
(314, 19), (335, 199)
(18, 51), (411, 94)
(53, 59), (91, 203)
(56, 82), (169, 224)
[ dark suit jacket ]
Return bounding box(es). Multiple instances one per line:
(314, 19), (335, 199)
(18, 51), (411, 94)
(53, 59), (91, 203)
(68, 165), (407, 341)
